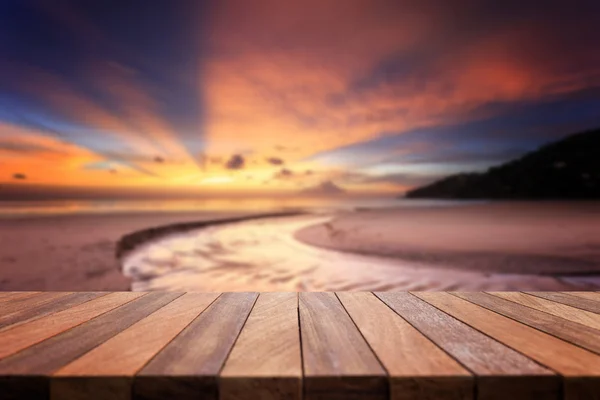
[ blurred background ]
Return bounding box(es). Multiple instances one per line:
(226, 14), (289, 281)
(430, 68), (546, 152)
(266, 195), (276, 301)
(1, 0), (599, 292)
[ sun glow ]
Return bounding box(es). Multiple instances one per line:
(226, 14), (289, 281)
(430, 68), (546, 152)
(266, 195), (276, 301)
(200, 176), (235, 185)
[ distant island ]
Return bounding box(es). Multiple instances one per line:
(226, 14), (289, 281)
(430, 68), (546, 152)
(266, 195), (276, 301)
(405, 128), (600, 199)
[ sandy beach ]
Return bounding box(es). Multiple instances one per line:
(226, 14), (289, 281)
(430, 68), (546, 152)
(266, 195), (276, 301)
(2, 201), (600, 292)
(121, 202), (600, 292)
(296, 202), (600, 275)
(0, 211), (255, 291)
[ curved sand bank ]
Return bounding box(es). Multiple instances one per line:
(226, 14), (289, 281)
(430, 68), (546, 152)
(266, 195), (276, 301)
(0, 211), (260, 291)
(122, 210), (600, 292)
(295, 202), (600, 276)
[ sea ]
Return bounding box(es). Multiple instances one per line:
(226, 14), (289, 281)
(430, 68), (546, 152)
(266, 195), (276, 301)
(0, 197), (476, 217)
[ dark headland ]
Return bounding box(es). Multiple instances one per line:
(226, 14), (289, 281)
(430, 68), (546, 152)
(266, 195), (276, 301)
(405, 128), (600, 199)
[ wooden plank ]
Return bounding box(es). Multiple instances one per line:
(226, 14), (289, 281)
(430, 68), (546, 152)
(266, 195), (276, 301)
(526, 292), (600, 314)
(417, 292), (600, 400)
(0, 292), (73, 329)
(52, 292), (219, 400)
(376, 292), (558, 400)
(337, 292), (472, 400)
(567, 292), (600, 302)
(0, 292), (107, 331)
(134, 292), (258, 400)
(456, 292), (600, 355)
(0, 292), (69, 312)
(492, 292), (600, 330)
(220, 293), (302, 400)
(0, 292), (181, 400)
(0, 292), (39, 303)
(0, 292), (143, 360)
(299, 292), (387, 400)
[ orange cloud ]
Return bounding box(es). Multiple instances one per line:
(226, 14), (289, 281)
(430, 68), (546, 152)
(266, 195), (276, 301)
(202, 0), (600, 165)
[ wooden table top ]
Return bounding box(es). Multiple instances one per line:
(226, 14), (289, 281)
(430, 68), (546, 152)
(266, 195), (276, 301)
(0, 291), (599, 400)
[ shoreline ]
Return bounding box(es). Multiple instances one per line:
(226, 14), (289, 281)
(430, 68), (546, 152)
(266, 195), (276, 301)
(121, 210), (600, 292)
(116, 211), (305, 259)
(2, 201), (600, 292)
(0, 210), (270, 291)
(295, 202), (600, 277)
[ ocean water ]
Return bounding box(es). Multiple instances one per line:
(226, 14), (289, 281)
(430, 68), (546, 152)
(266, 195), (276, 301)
(0, 197), (476, 217)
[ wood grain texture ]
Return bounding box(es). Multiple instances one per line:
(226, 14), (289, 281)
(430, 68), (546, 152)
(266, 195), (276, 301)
(337, 292), (472, 400)
(567, 292), (600, 302)
(376, 292), (558, 400)
(0, 292), (39, 303)
(0, 292), (181, 400)
(0, 292), (75, 330)
(456, 292), (600, 355)
(0, 291), (599, 400)
(299, 292), (387, 400)
(52, 292), (219, 400)
(0, 292), (141, 360)
(0, 292), (107, 332)
(135, 292), (258, 400)
(526, 292), (600, 314)
(220, 292), (302, 400)
(417, 292), (600, 400)
(492, 292), (600, 330)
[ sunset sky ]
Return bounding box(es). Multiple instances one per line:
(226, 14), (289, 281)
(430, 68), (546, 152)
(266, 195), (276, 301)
(1, 0), (599, 199)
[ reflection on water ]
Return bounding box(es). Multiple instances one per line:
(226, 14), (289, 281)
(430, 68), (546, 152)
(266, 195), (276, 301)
(0, 197), (475, 217)
(122, 215), (600, 291)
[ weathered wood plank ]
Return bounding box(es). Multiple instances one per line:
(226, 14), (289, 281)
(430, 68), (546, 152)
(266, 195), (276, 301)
(0, 292), (75, 330)
(0, 292), (108, 332)
(0, 292), (181, 400)
(0, 292), (39, 303)
(456, 292), (600, 354)
(376, 292), (558, 400)
(299, 292), (387, 400)
(0, 292), (69, 311)
(567, 292), (600, 302)
(337, 292), (472, 400)
(52, 292), (219, 400)
(0, 292), (142, 360)
(492, 292), (600, 330)
(526, 292), (600, 314)
(220, 292), (302, 400)
(134, 292), (258, 400)
(417, 292), (600, 400)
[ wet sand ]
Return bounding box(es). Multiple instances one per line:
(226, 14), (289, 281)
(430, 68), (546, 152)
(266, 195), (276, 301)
(123, 204), (600, 291)
(0, 211), (255, 291)
(3, 202), (600, 292)
(296, 202), (600, 275)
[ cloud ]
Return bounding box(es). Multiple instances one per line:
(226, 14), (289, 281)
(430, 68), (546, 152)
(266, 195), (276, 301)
(1, 0), (599, 195)
(266, 157), (284, 165)
(203, 0), (600, 165)
(13, 173), (27, 180)
(0, 141), (63, 155)
(82, 161), (115, 171)
(225, 154), (245, 170)
(274, 168), (293, 179)
(339, 171), (441, 188)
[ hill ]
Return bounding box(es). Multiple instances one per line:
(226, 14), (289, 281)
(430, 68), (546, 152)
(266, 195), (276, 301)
(405, 128), (600, 199)
(302, 181), (346, 196)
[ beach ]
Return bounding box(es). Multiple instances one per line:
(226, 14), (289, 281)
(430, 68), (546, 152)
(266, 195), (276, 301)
(2, 201), (600, 292)
(296, 202), (600, 275)
(0, 211), (254, 291)
(122, 202), (600, 292)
